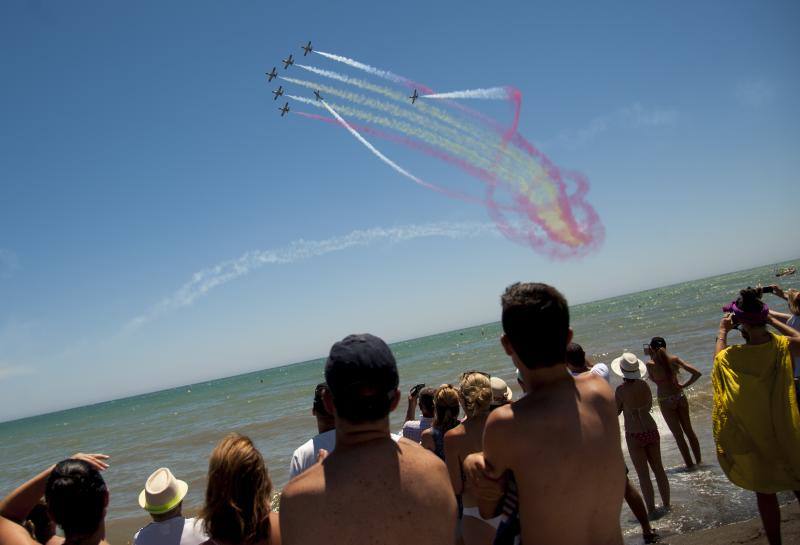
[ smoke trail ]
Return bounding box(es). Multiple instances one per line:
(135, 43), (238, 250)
(318, 99), (453, 196)
(422, 87), (510, 100)
(284, 50), (605, 258)
(125, 221), (496, 331)
(282, 76), (516, 172)
(295, 63), (483, 139)
(286, 93), (528, 192)
(315, 50), (408, 84)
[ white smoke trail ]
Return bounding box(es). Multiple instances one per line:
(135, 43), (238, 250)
(315, 50), (407, 84)
(124, 221), (496, 332)
(318, 99), (445, 194)
(285, 94), (537, 199)
(287, 94), (316, 105)
(422, 87), (509, 100)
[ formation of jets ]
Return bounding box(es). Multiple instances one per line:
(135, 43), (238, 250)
(269, 41), (319, 117)
(271, 42), (427, 117)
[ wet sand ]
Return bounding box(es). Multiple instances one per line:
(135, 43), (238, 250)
(106, 503), (800, 545)
(664, 503), (800, 545)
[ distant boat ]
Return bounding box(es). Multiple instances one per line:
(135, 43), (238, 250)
(775, 266), (797, 278)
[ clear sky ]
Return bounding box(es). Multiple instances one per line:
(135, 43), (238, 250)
(1, 0), (798, 421)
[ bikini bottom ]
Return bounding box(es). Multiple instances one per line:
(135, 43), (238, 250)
(461, 505), (503, 530)
(627, 429), (660, 448)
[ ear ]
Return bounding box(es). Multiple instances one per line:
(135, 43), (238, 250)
(500, 333), (515, 356)
(322, 388), (336, 416)
(566, 327), (573, 346)
(389, 389), (401, 412)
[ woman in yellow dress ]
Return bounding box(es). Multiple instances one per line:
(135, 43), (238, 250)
(713, 287), (800, 545)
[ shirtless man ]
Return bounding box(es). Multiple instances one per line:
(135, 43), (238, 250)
(280, 333), (457, 545)
(465, 283), (626, 545)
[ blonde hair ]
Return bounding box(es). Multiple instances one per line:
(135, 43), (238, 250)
(458, 372), (492, 418)
(433, 384), (460, 432)
(787, 289), (800, 316)
(202, 433), (273, 544)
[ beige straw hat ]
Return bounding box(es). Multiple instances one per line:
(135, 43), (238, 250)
(138, 467), (189, 514)
(490, 376), (513, 406)
(610, 352), (647, 380)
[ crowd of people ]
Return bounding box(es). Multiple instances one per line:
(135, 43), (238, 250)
(1, 282), (799, 545)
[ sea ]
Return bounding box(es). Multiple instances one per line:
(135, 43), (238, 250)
(1, 259), (798, 544)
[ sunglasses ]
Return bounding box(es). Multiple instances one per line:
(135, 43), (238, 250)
(459, 370), (490, 381)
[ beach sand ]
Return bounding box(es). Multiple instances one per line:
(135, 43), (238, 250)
(105, 503), (800, 545)
(664, 502), (800, 545)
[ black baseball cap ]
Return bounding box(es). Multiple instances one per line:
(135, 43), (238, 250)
(324, 334), (399, 422)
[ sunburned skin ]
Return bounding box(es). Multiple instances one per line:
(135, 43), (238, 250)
(466, 360), (626, 545)
(280, 390), (456, 545)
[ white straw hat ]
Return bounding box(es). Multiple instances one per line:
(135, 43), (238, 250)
(138, 467), (189, 514)
(490, 376), (513, 406)
(610, 352), (647, 380)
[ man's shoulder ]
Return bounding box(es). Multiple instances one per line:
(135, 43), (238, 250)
(283, 459), (325, 498)
(397, 440), (449, 477)
(575, 371), (614, 400)
(0, 517), (37, 545)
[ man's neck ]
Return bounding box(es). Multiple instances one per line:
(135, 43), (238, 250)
(521, 363), (572, 392)
(317, 417), (335, 434)
(64, 523), (106, 545)
(152, 509), (183, 523)
(334, 417), (392, 448)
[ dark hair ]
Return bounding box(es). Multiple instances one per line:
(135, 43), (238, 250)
(649, 337), (675, 382)
(25, 503), (56, 544)
(202, 433), (272, 544)
(738, 287), (764, 314)
(312, 383), (331, 417)
(418, 387), (436, 415)
(565, 343), (585, 367)
(45, 460), (107, 537)
(501, 282), (570, 369)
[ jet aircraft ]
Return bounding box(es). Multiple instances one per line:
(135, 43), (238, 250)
(282, 54), (294, 69)
(409, 89), (419, 104)
(279, 102), (290, 116)
(272, 86), (284, 100)
(313, 90), (323, 101)
(266, 67), (278, 82)
(301, 41), (313, 56)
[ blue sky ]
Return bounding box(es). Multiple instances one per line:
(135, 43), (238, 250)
(1, 0), (797, 421)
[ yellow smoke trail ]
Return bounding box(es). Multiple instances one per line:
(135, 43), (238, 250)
(296, 64), (534, 170)
(288, 94), (557, 210)
(284, 74), (541, 187)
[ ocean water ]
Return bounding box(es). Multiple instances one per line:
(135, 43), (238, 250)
(1, 259), (798, 544)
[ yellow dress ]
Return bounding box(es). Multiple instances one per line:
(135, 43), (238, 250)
(712, 334), (800, 493)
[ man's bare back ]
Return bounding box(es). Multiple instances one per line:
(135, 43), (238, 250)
(484, 371), (625, 545)
(280, 437), (456, 545)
